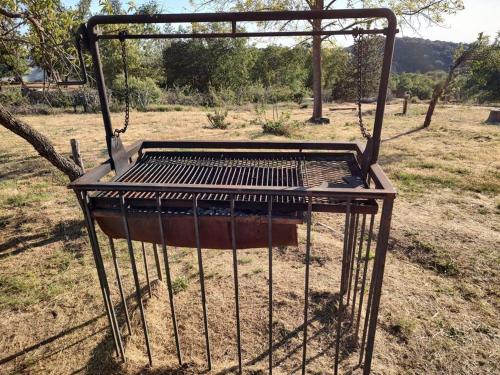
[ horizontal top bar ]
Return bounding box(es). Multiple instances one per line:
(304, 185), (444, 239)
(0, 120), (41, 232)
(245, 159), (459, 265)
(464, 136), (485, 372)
(71, 181), (395, 199)
(98, 28), (391, 40)
(87, 8), (397, 35)
(140, 139), (363, 151)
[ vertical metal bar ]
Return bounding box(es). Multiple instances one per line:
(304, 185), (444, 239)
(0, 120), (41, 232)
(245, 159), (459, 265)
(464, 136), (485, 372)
(152, 243), (163, 281)
(93, 232), (125, 361)
(119, 193), (153, 366)
(87, 26), (114, 160)
(141, 242), (152, 298)
(340, 200), (352, 297)
(193, 195), (212, 370)
(267, 197), (273, 375)
(78, 192), (124, 361)
(301, 198), (313, 375)
(346, 213), (360, 306)
(370, 29), (396, 164)
(109, 237), (132, 336)
(356, 214), (375, 341)
(359, 213), (380, 366)
(350, 214), (367, 323)
(363, 198), (394, 375)
(335, 199), (352, 375)
(156, 193), (182, 365)
(230, 196), (243, 374)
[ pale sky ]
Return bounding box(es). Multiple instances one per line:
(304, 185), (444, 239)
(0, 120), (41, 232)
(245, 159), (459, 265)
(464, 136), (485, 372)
(66, 0), (499, 44)
(400, 0), (499, 43)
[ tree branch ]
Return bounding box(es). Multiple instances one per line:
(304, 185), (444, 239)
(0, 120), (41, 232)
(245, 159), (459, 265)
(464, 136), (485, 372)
(0, 104), (83, 181)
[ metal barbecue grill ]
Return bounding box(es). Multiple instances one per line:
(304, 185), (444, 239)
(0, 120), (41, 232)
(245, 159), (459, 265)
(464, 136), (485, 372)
(70, 8), (397, 375)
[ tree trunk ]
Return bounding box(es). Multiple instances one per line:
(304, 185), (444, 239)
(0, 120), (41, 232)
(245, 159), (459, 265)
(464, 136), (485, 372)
(423, 70), (453, 128)
(486, 110), (500, 123)
(0, 104), (83, 181)
(310, 0), (324, 123)
(311, 30), (323, 121)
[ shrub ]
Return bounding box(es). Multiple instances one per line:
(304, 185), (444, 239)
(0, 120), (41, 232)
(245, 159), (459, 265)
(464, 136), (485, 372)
(0, 88), (27, 106)
(45, 90), (73, 108)
(163, 85), (207, 106)
(261, 110), (300, 137)
(72, 87), (100, 112)
(112, 75), (162, 110)
(207, 107), (229, 129)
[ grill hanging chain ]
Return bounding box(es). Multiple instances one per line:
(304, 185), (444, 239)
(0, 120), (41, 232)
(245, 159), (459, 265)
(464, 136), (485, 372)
(355, 30), (371, 140)
(114, 31), (130, 136)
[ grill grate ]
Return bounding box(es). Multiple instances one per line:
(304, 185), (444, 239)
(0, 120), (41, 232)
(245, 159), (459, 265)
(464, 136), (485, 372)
(99, 151), (365, 206)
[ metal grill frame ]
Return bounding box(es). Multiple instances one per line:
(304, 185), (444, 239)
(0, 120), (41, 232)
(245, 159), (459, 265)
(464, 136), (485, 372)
(71, 8), (398, 375)
(71, 140), (395, 374)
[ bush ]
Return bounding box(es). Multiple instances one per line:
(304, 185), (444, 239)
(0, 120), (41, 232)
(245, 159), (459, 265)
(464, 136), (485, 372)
(261, 110), (300, 137)
(72, 87), (100, 112)
(207, 107), (229, 129)
(163, 85), (207, 106)
(45, 90), (73, 108)
(0, 88), (27, 106)
(112, 75), (162, 110)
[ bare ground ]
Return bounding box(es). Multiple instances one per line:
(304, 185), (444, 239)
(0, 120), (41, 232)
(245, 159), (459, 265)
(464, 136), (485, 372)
(0, 102), (498, 374)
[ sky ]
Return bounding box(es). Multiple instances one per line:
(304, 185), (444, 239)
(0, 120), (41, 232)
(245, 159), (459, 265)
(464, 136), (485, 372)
(66, 0), (499, 44)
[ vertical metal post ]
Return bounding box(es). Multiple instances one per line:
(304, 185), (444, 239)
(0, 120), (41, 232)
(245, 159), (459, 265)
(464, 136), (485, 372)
(267, 197), (273, 375)
(141, 242), (152, 298)
(350, 214), (367, 324)
(156, 193), (182, 365)
(93, 235), (125, 361)
(87, 26), (115, 160)
(346, 214), (360, 306)
(152, 243), (163, 281)
(340, 203), (352, 297)
(359, 254), (376, 366)
(193, 195), (212, 370)
(230, 197), (243, 374)
(363, 197), (394, 375)
(109, 237), (132, 336)
(119, 193), (153, 366)
(356, 214), (375, 364)
(335, 199), (352, 374)
(301, 199), (313, 375)
(78, 192), (125, 361)
(370, 28), (396, 164)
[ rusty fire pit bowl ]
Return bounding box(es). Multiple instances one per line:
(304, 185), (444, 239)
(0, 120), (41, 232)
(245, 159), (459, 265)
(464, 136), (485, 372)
(94, 210), (299, 249)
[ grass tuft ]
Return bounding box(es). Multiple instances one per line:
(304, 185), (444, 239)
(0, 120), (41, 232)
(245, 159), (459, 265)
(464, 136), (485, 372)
(172, 276), (189, 294)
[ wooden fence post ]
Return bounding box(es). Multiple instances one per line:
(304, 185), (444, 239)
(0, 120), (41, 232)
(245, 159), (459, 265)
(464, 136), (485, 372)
(70, 139), (85, 173)
(402, 93), (410, 115)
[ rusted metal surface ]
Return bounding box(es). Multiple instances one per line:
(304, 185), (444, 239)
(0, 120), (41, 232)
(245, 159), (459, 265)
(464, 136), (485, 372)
(93, 209), (299, 249)
(70, 8), (398, 374)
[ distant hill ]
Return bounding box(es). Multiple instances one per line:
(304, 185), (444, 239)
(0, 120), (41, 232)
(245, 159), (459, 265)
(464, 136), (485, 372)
(392, 37), (460, 73)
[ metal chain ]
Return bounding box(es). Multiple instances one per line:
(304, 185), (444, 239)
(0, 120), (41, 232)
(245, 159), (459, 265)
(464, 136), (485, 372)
(355, 31), (371, 140)
(114, 31), (130, 136)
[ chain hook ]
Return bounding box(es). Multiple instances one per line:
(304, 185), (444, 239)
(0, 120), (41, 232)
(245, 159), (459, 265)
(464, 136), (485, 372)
(355, 30), (371, 140)
(114, 30), (130, 137)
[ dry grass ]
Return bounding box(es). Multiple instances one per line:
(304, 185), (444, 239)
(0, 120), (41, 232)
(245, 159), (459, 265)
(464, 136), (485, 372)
(0, 101), (499, 374)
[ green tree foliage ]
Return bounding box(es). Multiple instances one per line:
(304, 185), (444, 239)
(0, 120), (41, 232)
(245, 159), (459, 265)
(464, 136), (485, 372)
(251, 45), (310, 90)
(462, 34), (500, 102)
(392, 72), (446, 99)
(322, 45), (350, 95)
(0, 0), (86, 83)
(393, 37), (459, 73)
(163, 37), (256, 93)
(191, 0), (465, 119)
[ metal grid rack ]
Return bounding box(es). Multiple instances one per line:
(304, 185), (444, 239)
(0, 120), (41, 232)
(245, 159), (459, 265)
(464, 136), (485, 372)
(70, 7), (397, 375)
